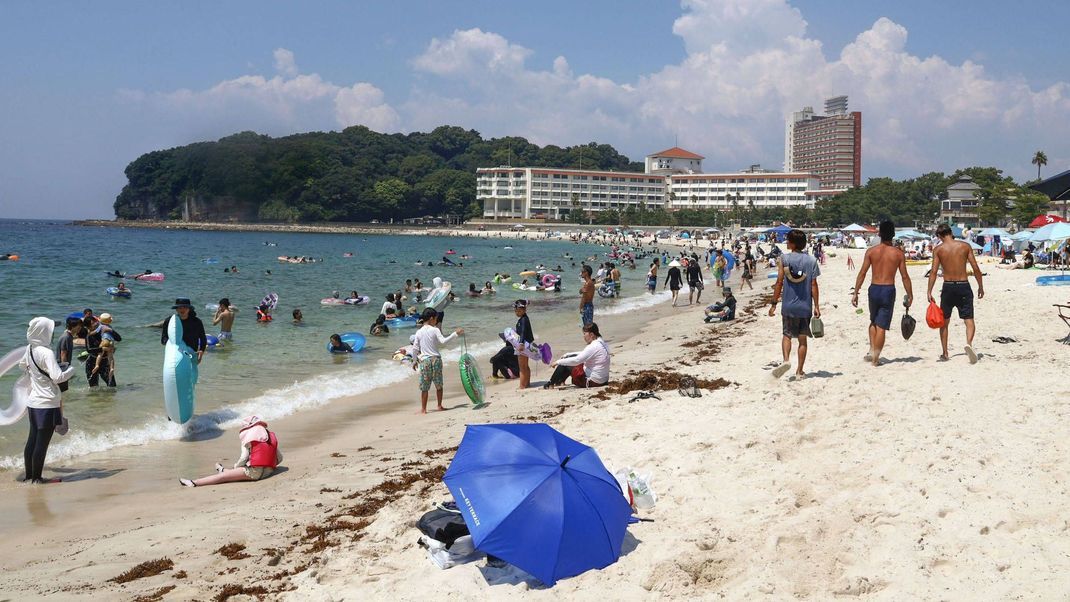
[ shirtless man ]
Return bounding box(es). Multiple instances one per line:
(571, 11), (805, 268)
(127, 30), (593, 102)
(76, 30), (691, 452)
(212, 298), (238, 341)
(927, 223), (984, 363)
(579, 265), (595, 326)
(852, 220), (913, 366)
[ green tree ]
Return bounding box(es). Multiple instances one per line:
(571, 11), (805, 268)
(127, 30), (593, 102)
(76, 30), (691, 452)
(371, 178), (411, 215)
(1010, 187), (1051, 226)
(1032, 150), (1048, 180)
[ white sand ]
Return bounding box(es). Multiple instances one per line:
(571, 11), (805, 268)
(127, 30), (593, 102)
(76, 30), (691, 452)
(3, 242), (1070, 600)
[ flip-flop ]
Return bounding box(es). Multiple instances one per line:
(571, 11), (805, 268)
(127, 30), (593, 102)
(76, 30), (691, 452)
(771, 363), (791, 379)
(689, 383), (702, 398)
(964, 345), (978, 364)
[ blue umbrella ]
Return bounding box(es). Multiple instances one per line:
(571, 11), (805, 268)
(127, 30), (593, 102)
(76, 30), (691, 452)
(443, 424), (633, 586)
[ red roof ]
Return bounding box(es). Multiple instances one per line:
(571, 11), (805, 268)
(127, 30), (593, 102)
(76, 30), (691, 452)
(648, 147), (704, 160)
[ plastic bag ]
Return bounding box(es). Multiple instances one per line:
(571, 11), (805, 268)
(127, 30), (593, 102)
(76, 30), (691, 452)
(925, 301), (945, 329)
(901, 313), (917, 340)
(614, 467), (657, 510)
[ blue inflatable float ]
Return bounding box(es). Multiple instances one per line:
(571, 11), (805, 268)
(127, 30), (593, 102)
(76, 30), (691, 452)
(162, 315), (197, 424)
(328, 332), (366, 353)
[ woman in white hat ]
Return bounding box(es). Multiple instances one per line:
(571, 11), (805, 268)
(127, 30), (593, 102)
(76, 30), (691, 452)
(664, 260), (684, 306)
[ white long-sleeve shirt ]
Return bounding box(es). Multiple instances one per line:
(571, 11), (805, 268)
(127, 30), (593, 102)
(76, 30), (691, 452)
(412, 325), (457, 359)
(20, 317), (75, 409)
(555, 338), (610, 385)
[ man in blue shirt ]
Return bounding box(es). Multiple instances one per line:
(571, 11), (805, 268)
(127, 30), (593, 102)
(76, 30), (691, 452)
(768, 230), (821, 379)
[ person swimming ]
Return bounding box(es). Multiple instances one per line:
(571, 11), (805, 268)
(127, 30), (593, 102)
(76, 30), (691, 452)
(328, 334), (354, 353)
(468, 283), (481, 296)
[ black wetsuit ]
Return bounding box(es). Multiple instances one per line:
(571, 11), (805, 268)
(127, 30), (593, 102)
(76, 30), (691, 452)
(516, 314), (534, 345)
(84, 326), (121, 387)
(160, 314), (208, 353)
(665, 266), (683, 291)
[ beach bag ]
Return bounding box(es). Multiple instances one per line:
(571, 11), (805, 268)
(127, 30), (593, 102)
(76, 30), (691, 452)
(925, 301), (946, 329)
(810, 316), (824, 338)
(417, 507), (470, 549)
(901, 308), (917, 340)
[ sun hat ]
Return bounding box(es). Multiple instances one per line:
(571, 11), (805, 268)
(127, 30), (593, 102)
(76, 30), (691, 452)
(668, 260), (681, 267)
(172, 298), (193, 309)
(99, 313), (113, 324)
(239, 415), (266, 430)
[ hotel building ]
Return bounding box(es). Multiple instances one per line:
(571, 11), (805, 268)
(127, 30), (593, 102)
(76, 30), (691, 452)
(477, 149), (822, 220)
(784, 95), (862, 190)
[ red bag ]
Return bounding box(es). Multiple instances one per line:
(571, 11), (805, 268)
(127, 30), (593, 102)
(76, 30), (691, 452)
(925, 301), (946, 329)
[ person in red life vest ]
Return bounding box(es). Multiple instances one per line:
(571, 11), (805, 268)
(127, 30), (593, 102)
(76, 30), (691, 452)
(256, 304), (273, 322)
(179, 415), (282, 487)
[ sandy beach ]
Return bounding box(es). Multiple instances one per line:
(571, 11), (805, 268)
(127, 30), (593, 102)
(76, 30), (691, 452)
(3, 236), (1070, 600)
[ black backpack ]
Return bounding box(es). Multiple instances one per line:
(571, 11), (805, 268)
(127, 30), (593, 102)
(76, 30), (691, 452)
(417, 507), (470, 549)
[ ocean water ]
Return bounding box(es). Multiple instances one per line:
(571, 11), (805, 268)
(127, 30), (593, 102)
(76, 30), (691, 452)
(0, 220), (665, 468)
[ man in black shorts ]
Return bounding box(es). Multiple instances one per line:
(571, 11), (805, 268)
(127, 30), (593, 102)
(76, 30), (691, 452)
(686, 255), (704, 305)
(926, 224), (985, 363)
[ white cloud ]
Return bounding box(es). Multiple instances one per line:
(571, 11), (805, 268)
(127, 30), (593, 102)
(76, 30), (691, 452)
(123, 48), (399, 136)
(273, 48), (298, 77)
(402, 2), (1070, 181)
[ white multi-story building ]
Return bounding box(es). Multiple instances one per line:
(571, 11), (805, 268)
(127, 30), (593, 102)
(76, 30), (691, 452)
(477, 167), (667, 221)
(668, 165), (821, 210)
(477, 149), (822, 220)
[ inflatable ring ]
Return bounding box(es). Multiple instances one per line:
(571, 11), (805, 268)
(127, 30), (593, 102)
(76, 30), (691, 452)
(386, 316), (419, 328)
(459, 352), (485, 405)
(343, 296), (370, 305)
(0, 346), (30, 426)
(134, 272), (165, 281)
(328, 332), (366, 353)
(107, 287), (132, 298)
(519, 270), (537, 277)
(540, 273), (559, 288)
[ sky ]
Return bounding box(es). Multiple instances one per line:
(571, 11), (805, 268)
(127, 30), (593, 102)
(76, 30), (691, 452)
(2, 0), (1069, 219)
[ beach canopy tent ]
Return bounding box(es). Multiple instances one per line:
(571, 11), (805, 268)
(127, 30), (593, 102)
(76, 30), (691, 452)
(703, 227), (719, 233)
(950, 225), (964, 238)
(1028, 214), (1067, 228)
(966, 239), (983, 250)
(841, 223), (869, 233)
(1010, 231), (1034, 241)
(895, 229), (929, 240)
(511, 224), (527, 230)
(679, 232), (691, 239)
(1030, 221), (1070, 243)
(1029, 169), (1070, 214)
(977, 227), (1010, 237)
(443, 424), (632, 587)
(766, 224), (793, 242)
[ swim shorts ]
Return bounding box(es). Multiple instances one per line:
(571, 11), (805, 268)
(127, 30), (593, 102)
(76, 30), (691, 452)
(867, 284), (896, 330)
(647, 276), (656, 290)
(940, 281), (974, 320)
(418, 356), (444, 392)
(689, 279), (703, 291)
(217, 331), (233, 340)
(782, 315), (812, 338)
(581, 302), (594, 327)
(244, 466), (273, 480)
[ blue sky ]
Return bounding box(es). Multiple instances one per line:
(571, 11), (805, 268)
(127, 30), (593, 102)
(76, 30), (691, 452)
(2, 0), (1069, 219)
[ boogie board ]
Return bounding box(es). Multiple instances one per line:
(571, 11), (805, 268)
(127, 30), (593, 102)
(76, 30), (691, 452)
(459, 352), (485, 406)
(327, 332), (366, 353)
(162, 315), (197, 424)
(0, 346), (30, 426)
(501, 327), (552, 364)
(1037, 275), (1070, 286)
(260, 292), (279, 309)
(424, 282), (452, 310)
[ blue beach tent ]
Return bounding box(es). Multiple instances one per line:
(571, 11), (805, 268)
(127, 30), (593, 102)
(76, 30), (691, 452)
(767, 224), (793, 242)
(443, 424), (633, 586)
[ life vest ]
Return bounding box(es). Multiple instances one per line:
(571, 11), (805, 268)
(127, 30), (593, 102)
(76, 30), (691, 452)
(248, 431), (279, 468)
(257, 310), (272, 322)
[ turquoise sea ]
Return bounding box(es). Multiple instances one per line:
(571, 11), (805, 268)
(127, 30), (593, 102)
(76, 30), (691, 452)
(0, 220), (667, 469)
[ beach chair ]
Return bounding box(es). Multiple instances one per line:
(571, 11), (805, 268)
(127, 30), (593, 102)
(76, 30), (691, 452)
(1055, 304), (1070, 344)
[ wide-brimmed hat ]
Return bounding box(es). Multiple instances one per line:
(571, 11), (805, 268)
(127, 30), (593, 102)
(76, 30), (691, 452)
(172, 298), (193, 309)
(98, 313), (113, 324)
(239, 415), (266, 430)
(668, 260), (681, 267)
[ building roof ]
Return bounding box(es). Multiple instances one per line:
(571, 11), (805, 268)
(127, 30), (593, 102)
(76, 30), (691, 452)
(647, 147), (705, 160)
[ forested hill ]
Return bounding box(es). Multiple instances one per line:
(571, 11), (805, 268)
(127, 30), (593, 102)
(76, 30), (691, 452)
(113, 125), (643, 222)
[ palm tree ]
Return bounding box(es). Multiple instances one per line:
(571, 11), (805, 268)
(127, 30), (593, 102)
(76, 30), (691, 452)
(1032, 150), (1048, 180)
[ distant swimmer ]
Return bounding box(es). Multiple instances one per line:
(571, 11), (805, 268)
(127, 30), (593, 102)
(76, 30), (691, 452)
(107, 270), (126, 278)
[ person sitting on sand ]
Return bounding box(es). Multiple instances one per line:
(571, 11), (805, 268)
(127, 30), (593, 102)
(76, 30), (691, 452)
(370, 314), (390, 336)
(328, 334), (354, 353)
(544, 322), (610, 389)
(704, 288), (737, 323)
(180, 415), (281, 487)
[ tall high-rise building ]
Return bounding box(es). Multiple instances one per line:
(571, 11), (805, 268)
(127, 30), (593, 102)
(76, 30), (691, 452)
(784, 96), (861, 190)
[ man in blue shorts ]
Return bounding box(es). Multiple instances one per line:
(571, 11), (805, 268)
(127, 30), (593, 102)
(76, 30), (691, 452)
(852, 220), (913, 366)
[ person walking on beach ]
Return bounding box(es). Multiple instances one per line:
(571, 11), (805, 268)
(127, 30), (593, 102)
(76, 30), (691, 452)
(20, 317), (75, 484)
(768, 229), (821, 379)
(927, 223), (985, 363)
(513, 300), (535, 389)
(852, 221), (913, 366)
(664, 260), (683, 306)
(579, 265), (595, 327)
(411, 308), (463, 413)
(686, 254), (704, 305)
(647, 259), (659, 294)
(212, 298), (237, 342)
(161, 299), (207, 364)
